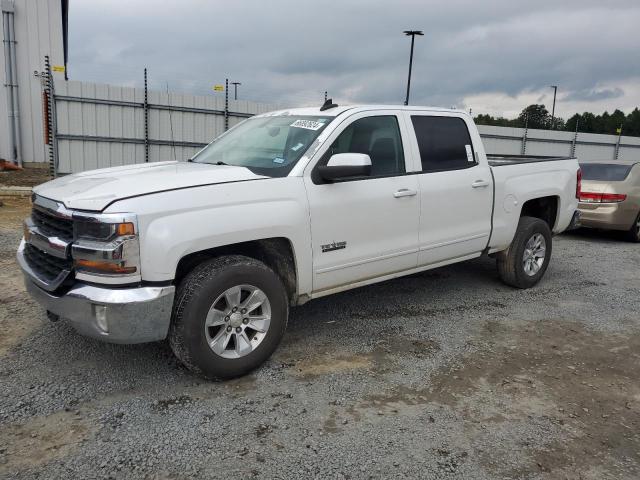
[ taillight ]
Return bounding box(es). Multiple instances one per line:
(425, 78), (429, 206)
(576, 167), (582, 199)
(579, 192), (600, 202)
(579, 192), (627, 203)
(601, 193), (627, 202)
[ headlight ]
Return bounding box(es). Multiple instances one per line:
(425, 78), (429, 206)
(71, 212), (141, 284)
(74, 220), (135, 241)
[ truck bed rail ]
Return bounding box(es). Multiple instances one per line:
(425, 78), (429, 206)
(487, 154), (575, 166)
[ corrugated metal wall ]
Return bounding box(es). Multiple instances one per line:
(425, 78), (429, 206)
(54, 80), (276, 173)
(0, 0), (65, 164)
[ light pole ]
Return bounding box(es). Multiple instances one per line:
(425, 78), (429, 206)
(231, 82), (241, 100)
(403, 30), (423, 106)
(550, 85), (558, 129)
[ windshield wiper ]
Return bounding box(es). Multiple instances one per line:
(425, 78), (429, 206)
(215, 161), (230, 166)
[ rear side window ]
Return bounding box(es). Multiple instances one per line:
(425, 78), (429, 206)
(580, 163), (634, 181)
(411, 116), (476, 172)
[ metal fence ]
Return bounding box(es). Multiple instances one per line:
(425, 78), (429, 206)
(478, 124), (640, 162)
(45, 61), (277, 174)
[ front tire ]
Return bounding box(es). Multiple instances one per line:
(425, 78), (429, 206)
(496, 216), (552, 289)
(169, 255), (288, 380)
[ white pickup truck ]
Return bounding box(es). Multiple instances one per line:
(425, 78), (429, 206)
(18, 103), (581, 379)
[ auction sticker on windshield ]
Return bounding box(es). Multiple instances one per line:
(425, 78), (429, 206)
(290, 119), (325, 130)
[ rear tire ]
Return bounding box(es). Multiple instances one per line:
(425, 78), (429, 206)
(169, 255), (288, 380)
(497, 216), (552, 289)
(625, 212), (640, 243)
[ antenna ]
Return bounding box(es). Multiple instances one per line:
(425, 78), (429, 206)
(320, 98), (338, 111)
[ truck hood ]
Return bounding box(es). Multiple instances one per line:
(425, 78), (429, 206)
(33, 161), (267, 211)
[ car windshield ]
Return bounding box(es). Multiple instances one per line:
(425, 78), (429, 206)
(580, 163), (634, 181)
(191, 115), (332, 177)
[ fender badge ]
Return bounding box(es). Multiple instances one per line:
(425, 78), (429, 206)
(321, 241), (346, 253)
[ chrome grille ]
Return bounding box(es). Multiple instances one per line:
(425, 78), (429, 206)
(23, 243), (73, 284)
(31, 207), (74, 242)
(20, 196), (75, 291)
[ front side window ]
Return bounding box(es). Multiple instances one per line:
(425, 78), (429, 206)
(192, 115), (332, 177)
(411, 116), (476, 172)
(322, 115), (405, 177)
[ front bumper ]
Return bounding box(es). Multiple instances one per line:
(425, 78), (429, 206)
(23, 275), (175, 344)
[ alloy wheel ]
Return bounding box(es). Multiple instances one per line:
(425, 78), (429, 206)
(522, 233), (546, 276)
(204, 284), (271, 359)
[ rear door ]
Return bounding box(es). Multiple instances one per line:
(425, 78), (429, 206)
(404, 112), (493, 265)
(304, 111), (420, 292)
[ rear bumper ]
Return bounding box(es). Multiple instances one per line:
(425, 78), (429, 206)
(24, 277), (175, 344)
(578, 201), (637, 231)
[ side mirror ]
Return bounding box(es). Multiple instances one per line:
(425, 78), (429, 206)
(317, 153), (372, 182)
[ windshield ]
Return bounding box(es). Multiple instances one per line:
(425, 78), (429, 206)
(580, 163), (634, 181)
(191, 115), (332, 177)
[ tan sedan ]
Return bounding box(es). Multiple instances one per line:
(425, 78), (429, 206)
(578, 162), (640, 242)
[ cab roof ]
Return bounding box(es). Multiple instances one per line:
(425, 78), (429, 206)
(257, 105), (470, 118)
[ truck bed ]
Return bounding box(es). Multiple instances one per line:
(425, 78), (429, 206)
(487, 154), (580, 250)
(488, 154), (575, 167)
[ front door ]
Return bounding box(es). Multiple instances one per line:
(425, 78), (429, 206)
(304, 112), (420, 292)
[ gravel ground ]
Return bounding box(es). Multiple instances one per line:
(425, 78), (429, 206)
(0, 168), (51, 188)
(1, 196), (639, 479)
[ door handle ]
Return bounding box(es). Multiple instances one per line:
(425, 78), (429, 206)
(471, 180), (490, 188)
(393, 188), (417, 198)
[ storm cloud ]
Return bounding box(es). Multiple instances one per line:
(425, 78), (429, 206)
(68, 0), (640, 119)
(563, 87), (625, 102)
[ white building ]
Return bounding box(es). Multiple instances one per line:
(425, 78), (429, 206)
(1, 0), (67, 167)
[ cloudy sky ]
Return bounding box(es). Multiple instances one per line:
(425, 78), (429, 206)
(69, 0), (640, 120)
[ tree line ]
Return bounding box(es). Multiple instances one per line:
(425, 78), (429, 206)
(474, 104), (640, 137)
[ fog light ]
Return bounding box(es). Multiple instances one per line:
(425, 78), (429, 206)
(93, 304), (108, 333)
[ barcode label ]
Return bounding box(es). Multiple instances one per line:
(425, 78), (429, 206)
(465, 144), (474, 162)
(290, 119), (325, 131)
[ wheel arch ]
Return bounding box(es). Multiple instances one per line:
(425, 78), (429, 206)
(175, 237), (299, 305)
(519, 195), (560, 230)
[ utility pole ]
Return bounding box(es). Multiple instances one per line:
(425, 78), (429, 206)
(231, 81), (241, 100)
(403, 30), (423, 106)
(550, 85), (558, 129)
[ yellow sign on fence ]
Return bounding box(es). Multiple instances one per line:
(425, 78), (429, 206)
(52, 65), (65, 73)
(212, 85), (224, 92)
